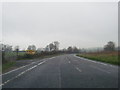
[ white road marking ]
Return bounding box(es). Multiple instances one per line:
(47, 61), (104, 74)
(0, 61), (38, 76)
(37, 61), (46, 65)
(1, 61), (46, 86)
(58, 64), (61, 88)
(75, 67), (82, 72)
(90, 65), (111, 74)
(68, 61), (71, 63)
(49, 57), (55, 59)
(31, 62), (36, 64)
(0, 84), (3, 87)
(74, 55), (116, 67)
(0, 59), (48, 76)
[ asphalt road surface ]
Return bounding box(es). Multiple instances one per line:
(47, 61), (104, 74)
(1, 54), (118, 88)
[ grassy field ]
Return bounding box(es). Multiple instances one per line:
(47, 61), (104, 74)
(77, 51), (120, 65)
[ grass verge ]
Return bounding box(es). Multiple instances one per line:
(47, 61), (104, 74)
(17, 53), (64, 60)
(2, 62), (16, 72)
(76, 51), (120, 65)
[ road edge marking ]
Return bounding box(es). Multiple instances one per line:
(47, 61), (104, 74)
(74, 55), (117, 67)
(90, 65), (111, 74)
(1, 61), (46, 86)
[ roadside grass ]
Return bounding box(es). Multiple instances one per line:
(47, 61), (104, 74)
(17, 52), (65, 60)
(76, 51), (120, 65)
(2, 61), (16, 72)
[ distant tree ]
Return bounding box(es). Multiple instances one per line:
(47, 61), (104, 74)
(37, 48), (42, 53)
(1, 44), (13, 63)
(2, 44), (12, 52)
(104, 41), (115, 51)
(31, 45), (36, 51)
(67, 46), (73, 53)
(53, 41), (59, 51)
(27, 45), (36, 51)
(45, 45), (50, 52)
(72, 46), (79, 53)
(49, 43), (55, 51)
(27, 45), (32, 50)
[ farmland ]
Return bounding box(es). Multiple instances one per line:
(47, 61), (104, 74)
(77, 51), (120, 65)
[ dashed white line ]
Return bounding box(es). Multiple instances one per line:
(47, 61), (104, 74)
(1, 61), (46, 86)
(68, 61), (71, 63)
(58, 65), (61, 88)
(49, 57), (55, 59)
(75, 67), (82, 72)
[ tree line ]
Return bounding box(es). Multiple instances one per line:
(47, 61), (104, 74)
(1, 41), (119, 63)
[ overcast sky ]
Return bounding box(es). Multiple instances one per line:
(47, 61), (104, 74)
(2, 2), (118, 50)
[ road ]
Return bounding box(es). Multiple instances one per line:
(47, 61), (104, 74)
(1, 54), (118, 88)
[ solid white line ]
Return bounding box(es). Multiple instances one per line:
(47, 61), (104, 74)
(90, 65), (111, 74)
(75, 67), (82, 72)
(0, 61), (38, 76)
(37, 61), (46, 65)
(1, 61), (46, 86)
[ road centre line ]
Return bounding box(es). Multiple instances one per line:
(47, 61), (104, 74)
(75, 67), (82, 72)
(68, 61), (71, 63)
(58, 64), (61, 88)
(1, 61), (46, 86)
